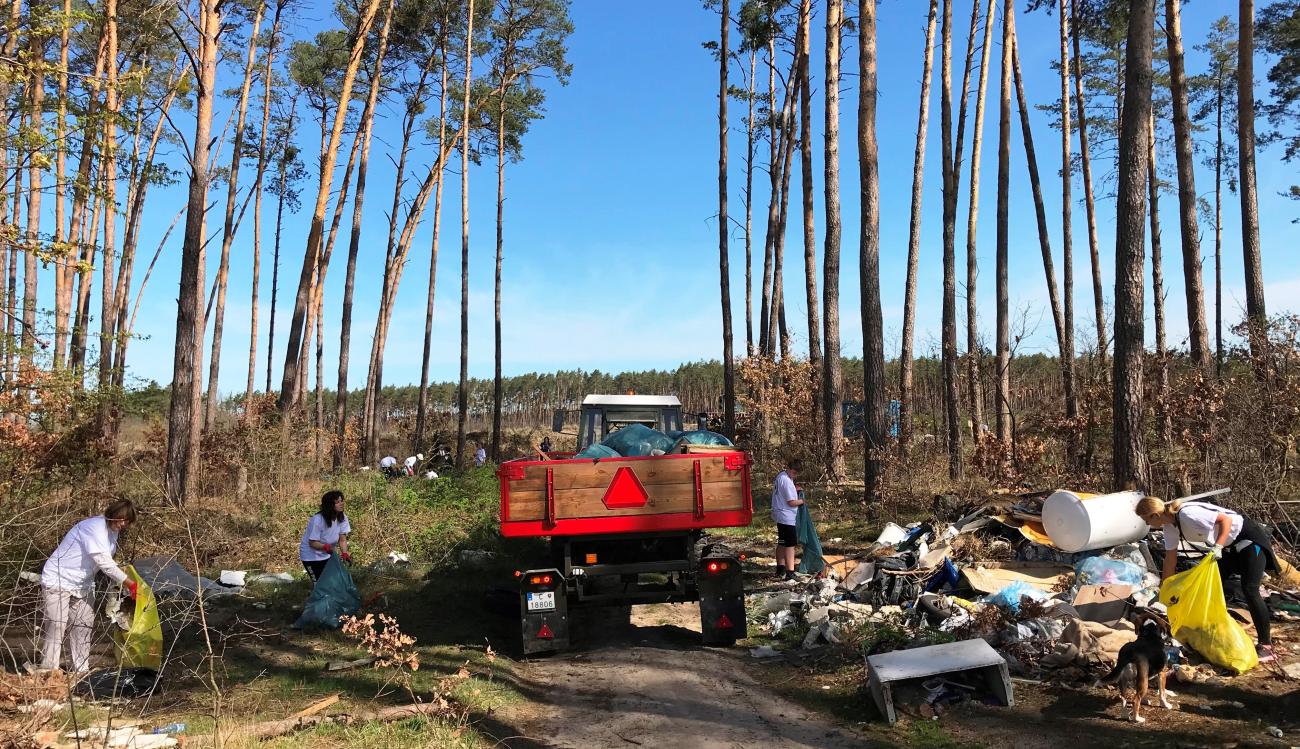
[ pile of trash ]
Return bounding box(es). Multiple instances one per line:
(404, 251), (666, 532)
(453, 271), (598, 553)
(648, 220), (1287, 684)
(575, 424), (733, 459)
(750, 488), (1292, 692)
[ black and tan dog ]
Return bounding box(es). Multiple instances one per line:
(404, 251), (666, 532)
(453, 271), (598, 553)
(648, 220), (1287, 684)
(1096, 618), (1174, 723)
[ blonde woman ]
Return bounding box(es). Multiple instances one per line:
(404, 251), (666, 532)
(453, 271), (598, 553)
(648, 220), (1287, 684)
(1136, 495), (1277, 662)
(40, 500), (139, 673)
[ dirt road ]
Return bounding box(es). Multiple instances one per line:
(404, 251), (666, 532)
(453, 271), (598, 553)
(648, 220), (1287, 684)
(493, 602), (869, 749)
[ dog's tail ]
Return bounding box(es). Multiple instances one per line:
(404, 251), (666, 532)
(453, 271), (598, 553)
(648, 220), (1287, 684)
(1096, 652), (1133, 685)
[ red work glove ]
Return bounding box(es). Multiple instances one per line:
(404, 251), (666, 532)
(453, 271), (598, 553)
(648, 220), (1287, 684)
(340, 551), (352, 564)
(320, 543), (333, 554)
(124, 579), (139, 599)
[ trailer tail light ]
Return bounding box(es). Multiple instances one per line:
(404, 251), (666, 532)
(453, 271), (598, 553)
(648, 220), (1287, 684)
(528, 574), (553, 586)
(723, 453), (749, 471)
(513, 570), (522, 578)
(585, 553), (597, 565)
(716, 613), (734, 630)
(706, 561), (729, 573)
(536, 621), (554, 639)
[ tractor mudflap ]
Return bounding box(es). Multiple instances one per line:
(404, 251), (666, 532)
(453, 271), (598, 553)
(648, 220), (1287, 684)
(520, 568), (569, 655)
(698, 554), (746, 646)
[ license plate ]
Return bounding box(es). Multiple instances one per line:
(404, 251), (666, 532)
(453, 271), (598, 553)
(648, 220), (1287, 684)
(526, 591), (555, 611)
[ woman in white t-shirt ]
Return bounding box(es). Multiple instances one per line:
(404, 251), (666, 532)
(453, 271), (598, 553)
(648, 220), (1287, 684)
(299, 491), (352, 581)
(1136, 495), (1278, 661)
(40, 500), (138, 673)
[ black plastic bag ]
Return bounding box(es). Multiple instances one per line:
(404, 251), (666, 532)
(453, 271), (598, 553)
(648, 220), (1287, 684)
(73, 667), (159, 699)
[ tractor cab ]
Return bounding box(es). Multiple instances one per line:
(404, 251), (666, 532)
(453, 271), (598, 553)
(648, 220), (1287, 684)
(556, 394), (684, 450)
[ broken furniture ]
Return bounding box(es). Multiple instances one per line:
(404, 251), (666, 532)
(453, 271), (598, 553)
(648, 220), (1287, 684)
(867, 638), (1014, 724)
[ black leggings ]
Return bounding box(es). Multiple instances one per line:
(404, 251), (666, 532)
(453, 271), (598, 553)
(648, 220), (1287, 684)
(303, 559), (328, 582)
(1220, 519), (1272, 646)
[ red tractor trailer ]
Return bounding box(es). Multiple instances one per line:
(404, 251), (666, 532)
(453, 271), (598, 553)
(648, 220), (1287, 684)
(498, 394), (752, 654)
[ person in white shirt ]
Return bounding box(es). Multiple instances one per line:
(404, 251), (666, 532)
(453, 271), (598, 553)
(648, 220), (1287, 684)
(771, 458), (805, 582)
(402, 454), (425, 476)
(475, 446), (488, 466)
(1137, 495), (1278, 661)
(40, 500), (138, 673)
(379, 455), (399, 478)
(299, 491), (352, 581)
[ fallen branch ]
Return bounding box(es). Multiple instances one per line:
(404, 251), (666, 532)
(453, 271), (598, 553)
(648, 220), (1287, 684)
(325, 657), (375, 672)
(239, 702), (438, 740)
(291, 693), (339, 719)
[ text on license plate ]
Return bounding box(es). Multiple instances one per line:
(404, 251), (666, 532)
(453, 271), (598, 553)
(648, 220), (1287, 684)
(526, 591), (555, 611)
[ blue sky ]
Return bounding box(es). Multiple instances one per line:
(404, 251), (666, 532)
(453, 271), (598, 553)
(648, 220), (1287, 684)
(97, 1), (1298, 394)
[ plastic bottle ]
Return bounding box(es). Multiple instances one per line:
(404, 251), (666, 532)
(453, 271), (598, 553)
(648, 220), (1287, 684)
(153, 723), (186, 734)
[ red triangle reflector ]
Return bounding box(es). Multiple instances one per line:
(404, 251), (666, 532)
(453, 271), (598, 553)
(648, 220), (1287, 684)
(601, 466), (649, 509)
(716, 613), (733, 629)
(537, 621), (554, 639)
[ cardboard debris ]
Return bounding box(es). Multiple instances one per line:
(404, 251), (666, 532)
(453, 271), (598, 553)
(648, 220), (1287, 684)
(961, 562), (1072, 594)
(1073, 584), (1133, 625)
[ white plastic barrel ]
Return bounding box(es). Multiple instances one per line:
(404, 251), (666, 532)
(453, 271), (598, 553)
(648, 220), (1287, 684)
(1041, 489), (1148, 552)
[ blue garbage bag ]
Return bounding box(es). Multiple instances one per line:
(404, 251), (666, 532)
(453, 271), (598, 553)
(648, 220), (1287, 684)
(796, 499), (825, 574)
(1075, 557), (1146, 587)
(925, 558), (960, 593)
(293, 552), (361, 630)
(600, 424), (676, 457)
(982, 580), (1050, 612)
(672, 430), (733, 447)
(575, 443), (620, 460)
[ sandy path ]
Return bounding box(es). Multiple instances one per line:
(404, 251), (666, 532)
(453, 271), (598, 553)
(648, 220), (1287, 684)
(493, 603), (868, 749)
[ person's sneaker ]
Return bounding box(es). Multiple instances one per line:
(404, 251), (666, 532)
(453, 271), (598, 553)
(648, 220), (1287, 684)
(1257, 644), (1276, 663)
(784, 570), (798, 582)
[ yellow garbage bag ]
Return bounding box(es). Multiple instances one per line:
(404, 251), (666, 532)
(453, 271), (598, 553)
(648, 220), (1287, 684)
(1158, 555), (1257, 674)
(112, 566), (162, 670)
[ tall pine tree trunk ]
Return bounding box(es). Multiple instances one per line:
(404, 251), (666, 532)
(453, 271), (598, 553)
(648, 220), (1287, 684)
(416, 50), (451, 451)
(1072, 0), (1107, 372)
(940, 0), (962, 479)
(1164, 0), (1210, 373)
(797, 0), (821, 425)
(859, 0), (887, 502)
(759, 33), (777, 357)
(248, 1), (285, 402)
(205, 0), (265, 428)
(266, 97), (297, 394)
(1011, 23), (1076, 421)
(276, 0), (382, 410)
(995, 0), (1012, 444)
(52, 0), (72, 370)
(1214, 76), (1224, 377)
(492, 105), (506, 459)
(718, 0), (736, 438)
(1057, 0), (1077, 432)
(21, 20), (46, 374)
(822, 0), (845, 480)
(965, 0), (996, 442)
(900, 0), (938, 449)
(95, 0), (119, 433)
(1112, 0), (1154, 490)
(455, 0), (476, 466)
(1148, 114), (1171, 442)
(745, 48), (755, 357)
(341, 5), (395, 467)
(1237, 0), (1266, 356)
(165, 0), (221, 505)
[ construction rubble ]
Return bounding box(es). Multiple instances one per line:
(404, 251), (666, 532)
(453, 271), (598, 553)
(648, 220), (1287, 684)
(747, 488), (1300, 722)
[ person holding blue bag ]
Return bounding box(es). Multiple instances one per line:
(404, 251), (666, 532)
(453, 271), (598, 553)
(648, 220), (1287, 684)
(1137, 495), (1278, 662)
(299, 491), (352, 582)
